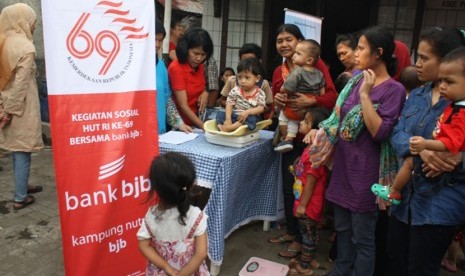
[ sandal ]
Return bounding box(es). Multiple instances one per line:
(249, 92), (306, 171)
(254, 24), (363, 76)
(278, 247), (301, 259)
(289, 257), (323, 270)
(371, 183), (401, 205)
(288, 265), (313, 275)
(27, 185), (43, 194)
(268, 234), (294, 244)
(13, 195), (35, 211)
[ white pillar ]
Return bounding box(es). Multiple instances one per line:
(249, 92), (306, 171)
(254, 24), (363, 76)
(162, 0), (172, 55)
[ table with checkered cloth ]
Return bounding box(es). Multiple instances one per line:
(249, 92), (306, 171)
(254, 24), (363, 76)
(159, 130), (281, 266)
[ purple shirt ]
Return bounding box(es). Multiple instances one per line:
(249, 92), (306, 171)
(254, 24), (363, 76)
(326, 78), (405, 212)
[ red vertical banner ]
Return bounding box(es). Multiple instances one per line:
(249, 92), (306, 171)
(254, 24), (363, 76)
(42, 1), (157, 275)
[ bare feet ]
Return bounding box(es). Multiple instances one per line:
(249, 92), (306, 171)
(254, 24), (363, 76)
(218, 123), (240, 132)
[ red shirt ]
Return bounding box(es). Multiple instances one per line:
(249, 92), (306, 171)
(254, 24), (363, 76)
(435, 103), (465, 154)
(292, 148), (327, 221)
(169, 42), (176, 51)
(168, 60), (206, 126)
(393, 40), (412, 81)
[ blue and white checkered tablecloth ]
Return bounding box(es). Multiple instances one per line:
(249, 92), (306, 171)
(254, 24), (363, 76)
(160, 130), (281, 265)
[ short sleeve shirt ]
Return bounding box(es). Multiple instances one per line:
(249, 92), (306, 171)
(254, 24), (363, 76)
(169, 42), (176, 51)
(221, 76), (274, 105)
(137, 205), (207, 241)
(292, 148), (327, 221)
(168, 60), (206, 125)
(226, 86), (266, 112)
(283, 66), (325, 95)
(283, 67), (325, 120)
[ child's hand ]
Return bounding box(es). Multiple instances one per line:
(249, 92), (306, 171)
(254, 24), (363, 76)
(295, 205), (306, 218)
(237, 110), (249, 122)
(303, 129), (317, 144)
(164, 266), (179, 276)
(410, 136), (426, 154)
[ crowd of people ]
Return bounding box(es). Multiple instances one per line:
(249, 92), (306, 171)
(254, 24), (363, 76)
(147, 18), (465, 275)
(2, 2), (465, 276)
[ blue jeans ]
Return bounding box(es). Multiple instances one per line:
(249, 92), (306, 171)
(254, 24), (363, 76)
(330, 204), (378, 276)
(12, 152), (32, 202)
(215, 111), (259, 130)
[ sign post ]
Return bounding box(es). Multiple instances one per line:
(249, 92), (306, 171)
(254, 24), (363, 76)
(42, 0), (157, 274)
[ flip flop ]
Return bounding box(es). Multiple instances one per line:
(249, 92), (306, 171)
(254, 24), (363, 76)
(27, 185), (43, 194)
(13, 195), (35, 211)
(268, 234), (293, 244)
(278, 247), (301, 259)
(371, 183), (401, 205)
(289, 257), (324, 270)
(288, 266), (313, 275)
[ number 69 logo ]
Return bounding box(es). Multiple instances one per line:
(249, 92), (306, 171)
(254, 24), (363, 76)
(66, 13), (120, 75)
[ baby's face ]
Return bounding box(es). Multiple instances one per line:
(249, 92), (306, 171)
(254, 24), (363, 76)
(292, 43), (312, 67)
(222, 70), (234, 82)
(438, 61), (465, 102)
(237, 70), (259, 92)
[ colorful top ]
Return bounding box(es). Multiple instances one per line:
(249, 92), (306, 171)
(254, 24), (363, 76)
(221, 76), (273, 105)
(283, 66), (325, 121)
(137, 205), (209, 275)
(433, 101), (465, 154)
(326, 78), (405, 212)
(168, 60), (206, 126)
(226, 86), (266, 113)
(292, 148), (327, 221)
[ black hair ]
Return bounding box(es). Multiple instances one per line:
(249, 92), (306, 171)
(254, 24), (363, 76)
(335, 32), (359, 50)
(300, 39), (321, 63)
(419, 27), (465, 60)
(399, 66), (421, 91)
(361, 26), (397, 76)
(155, 19), (166, 38)
(276, 24), (305, 40)
(147, 152), (196, 225)
(236, 57), (262, 76)
(239, 43), (262, 60)
(442, 46), (465, 74)
(170, 17), (181, 29)
(334, 71), (352, 93)
(176, 27), (213, 64)
(220, 67), (235, 77)
(305, 107), (330, 129)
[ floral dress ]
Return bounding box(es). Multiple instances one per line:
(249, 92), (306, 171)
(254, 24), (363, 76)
(144, 211), (210, 276)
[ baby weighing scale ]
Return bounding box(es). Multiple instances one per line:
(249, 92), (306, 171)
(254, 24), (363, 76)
(203, 119), (272, 148)
(239, 257), (289, 276)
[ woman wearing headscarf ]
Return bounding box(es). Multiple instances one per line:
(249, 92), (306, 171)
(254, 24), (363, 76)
(0, 3), (44, 210)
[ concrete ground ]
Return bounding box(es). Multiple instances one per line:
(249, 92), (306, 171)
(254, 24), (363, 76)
(0, 149), (464, 276)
